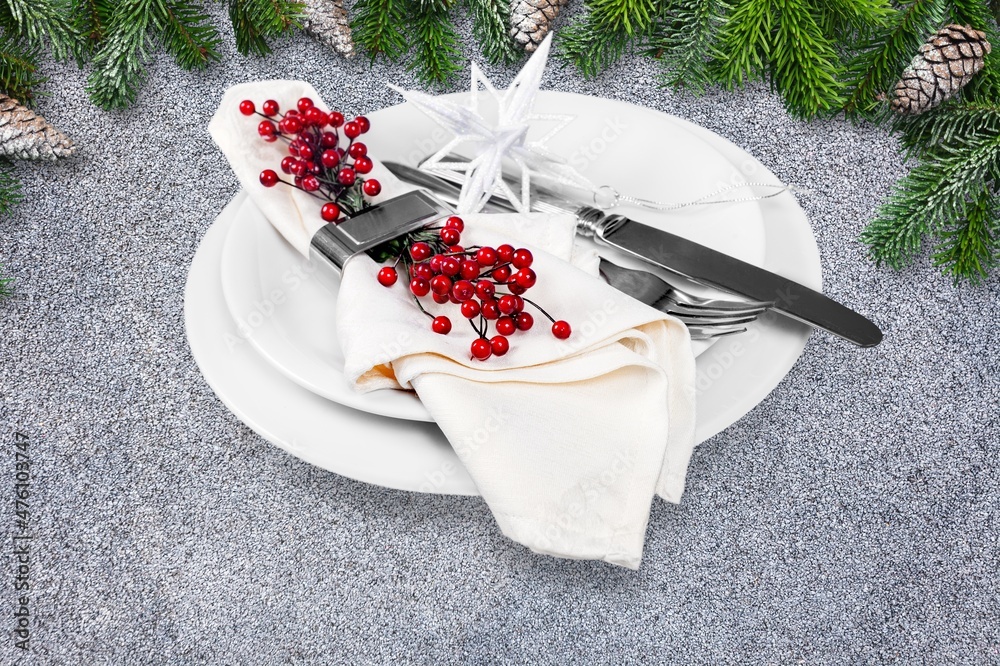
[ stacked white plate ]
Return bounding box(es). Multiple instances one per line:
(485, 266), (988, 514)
(185, 91), (820, 495)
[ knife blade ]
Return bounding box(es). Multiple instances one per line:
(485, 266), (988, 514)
(383, 161), (883, 347)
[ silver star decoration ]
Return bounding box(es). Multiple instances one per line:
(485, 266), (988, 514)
(389, 33), (587, 214)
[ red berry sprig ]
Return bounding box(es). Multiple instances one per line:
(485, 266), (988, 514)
(241, 96), (380, 224)
(375, 215), (571, 361)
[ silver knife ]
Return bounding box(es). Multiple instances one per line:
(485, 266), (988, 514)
(383, 161), (883, 348)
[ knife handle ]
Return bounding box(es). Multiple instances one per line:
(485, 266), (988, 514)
(573, 206), (630, 240)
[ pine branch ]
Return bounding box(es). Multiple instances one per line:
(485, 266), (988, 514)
(649, 0), (730, 94)
(0, 33), (43, 103)
(991, 0), (1000, 24)
(0, 0), (80, 62)
(72, 0), (114, 55)
(406, 0), (462, 84)
(352, 0), (408, 61)
(770, 0), (846, 117)
(0, 267), (11, 299)
(841, 0), (948, 118)
(716, 0), (846, 117)
(587, 0), (658, 36)
(159, 0), (221, 70)
(85, 0), (158, 110)
(932, 187), (999, 283)
(226, 0), (304, 57)
(0, 158), (21, 214)
(714, 0), (777, 87)
(861, 108), (1000, 277)
(816, 0), (892, 37)
(562, 0), (658, 77)
(467, 0), (519, 65)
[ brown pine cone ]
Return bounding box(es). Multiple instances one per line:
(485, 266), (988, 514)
(510, 0), (568, 53)
(891, 24), (992, 115)
(0, 94), (75, 161)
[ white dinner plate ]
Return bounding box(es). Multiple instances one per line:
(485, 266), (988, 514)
(185, 106), (821, 496)
(219, 92), (769, 421)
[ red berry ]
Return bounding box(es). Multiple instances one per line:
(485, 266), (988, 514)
(321, 150), (339, 168)
(321, 131), (339, 148)
(279, 115), (303, 134)
(301, 175), (320, 192)
(512, 248), (533, 269)
(356, 116), (371, 133)
(280, 156), (296, 174)
(445, 216), (465, 232)
(321, 202), (341, 222)
(239, 100), (256, 115)
(475, 281), (495, 300)
(290, 160), (307, 177)
(440, 228), (460, 245)
(354, 157), (373, 174)
(508, 283), (526, 295)
(511, 295), (524, 312)
(409, 242), (432, 261)
(432, 292), (450, 304)
(490, 335), (509, 356)
(294, 176), (303, 187)
(552, 320), (572, 339)
(496, 316), (517, 336)
(440, 257), (460, 277)
(459, 259), (480, 280)
(430, 275), (452, 295)
(497, 244), (515, 262)
(461, 300), (481, 319)
(429, 255), (444, 273)
(328, 111), (345, 127)
(411, 263), (432, 280)
(492, 266), (511, 282)
(470, 338), (492, 360)
(337, 168), (356, 186)
(432, 316), (452, 335)
(452, 280), (475, 301)
(348, 142), (367, 159)
(515, 312), (534, 331)
(410, 278), (430, 297)
(259, 169), (279, 187)
(262, 99), (279, 116)
(258, 120), (276, 137)
(481, 300), (500, 320)
(298, 144), (314, 161)
(514, 267), (537, 289)
(448, 245), (465, 254)
(377, 266), (397, 286)
(297, 97), (314, 113)
(363, 179), (381, 196)
(285, 109), (300, 117)
(498, 295), (519, 315)
(476, 247), (497, 266)
(305, 107), (327, 126)
(344, 121), (361, 138)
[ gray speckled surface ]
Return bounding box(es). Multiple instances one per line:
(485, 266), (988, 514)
(2, 4), (999, 664)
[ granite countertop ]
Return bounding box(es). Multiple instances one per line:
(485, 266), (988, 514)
(1, 6), (998, 664)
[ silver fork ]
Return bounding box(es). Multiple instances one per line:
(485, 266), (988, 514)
(598, 258), (772, 339)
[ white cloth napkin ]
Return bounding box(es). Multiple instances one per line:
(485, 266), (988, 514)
(210, 81), (697, 569)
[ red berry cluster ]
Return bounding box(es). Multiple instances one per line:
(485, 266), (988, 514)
(241, 96), (380, 223)
(376, 215), (572, 361)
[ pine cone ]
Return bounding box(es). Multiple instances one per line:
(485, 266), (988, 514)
(891, 24), (992, 115)
(510, 0), (567, 53)
(303, 0), (355, 58)
(0, 95), (75, 161)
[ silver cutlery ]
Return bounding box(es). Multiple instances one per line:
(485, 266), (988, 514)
(598, 257), (770, 339)
(383, 161), (883, 347)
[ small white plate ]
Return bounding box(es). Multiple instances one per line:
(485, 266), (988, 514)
(185, 112), (820, 495)
(219, 92), (768, 421)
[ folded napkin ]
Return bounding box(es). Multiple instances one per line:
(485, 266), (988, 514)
(210, 81), (697, 569)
